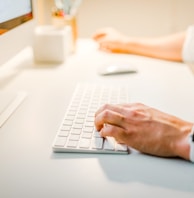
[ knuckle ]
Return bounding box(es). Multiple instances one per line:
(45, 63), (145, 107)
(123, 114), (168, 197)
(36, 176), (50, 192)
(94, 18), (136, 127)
(102, 103), (110, 110)
(102, 109), (111, 119)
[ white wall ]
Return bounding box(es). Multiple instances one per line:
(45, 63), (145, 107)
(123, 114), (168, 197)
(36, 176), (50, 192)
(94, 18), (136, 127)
(37, 0), (194, 38)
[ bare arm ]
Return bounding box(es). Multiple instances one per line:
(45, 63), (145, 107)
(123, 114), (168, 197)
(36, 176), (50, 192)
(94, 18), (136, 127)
(93, 27), (186, 62)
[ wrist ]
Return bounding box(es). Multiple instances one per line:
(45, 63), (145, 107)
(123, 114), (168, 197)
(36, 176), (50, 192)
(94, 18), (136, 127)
(174, 123), (193, 161)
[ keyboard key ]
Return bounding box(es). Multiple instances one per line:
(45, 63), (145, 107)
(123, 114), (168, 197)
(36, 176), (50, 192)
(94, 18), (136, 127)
(63, 120), (73, 126)
(61, 125), (71, 131)
(69, 134), (80, 141)
(103, 137), (115, 151)
(70, 128), (82, 135)
(59, 130), (69, 137)
(82, 132), (92, 139)
(73, 124), (83, 129)
(91, 137), (103, 149)
(67, 140), (78, 148)
(93, 130), (101, 138)
(54, 137), (67, 147)
(116, 143), (128, 152)
(79, 138), (91, 148)
(83, 126), (93, 133)
(65, 115), (75, 121)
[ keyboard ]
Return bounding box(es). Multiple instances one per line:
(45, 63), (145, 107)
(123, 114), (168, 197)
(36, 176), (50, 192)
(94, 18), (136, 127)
(52, 83), (130, 154)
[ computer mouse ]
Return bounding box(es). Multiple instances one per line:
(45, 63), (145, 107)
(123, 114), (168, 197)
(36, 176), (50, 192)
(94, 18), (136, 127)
(98, 62), (137, 76)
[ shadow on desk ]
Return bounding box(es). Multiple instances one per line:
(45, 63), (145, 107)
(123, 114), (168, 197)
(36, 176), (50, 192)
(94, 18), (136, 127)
(51, 151), (194, 193)
(98, 153), (194, 193)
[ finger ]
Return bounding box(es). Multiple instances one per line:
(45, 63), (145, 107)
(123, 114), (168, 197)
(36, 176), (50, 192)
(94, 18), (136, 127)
(95, 107), (125, 131)
(100, 124), (117, 137)
(92, 32), (107, 40)
(100, 124), (125, 144)
(92, 28), (110, 41)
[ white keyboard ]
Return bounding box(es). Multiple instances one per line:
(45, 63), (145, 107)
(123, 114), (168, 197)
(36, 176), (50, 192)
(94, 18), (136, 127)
(52, 83), (130, 154)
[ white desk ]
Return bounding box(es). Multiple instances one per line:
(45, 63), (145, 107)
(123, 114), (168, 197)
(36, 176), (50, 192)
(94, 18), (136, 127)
(0, 39), (194, 198)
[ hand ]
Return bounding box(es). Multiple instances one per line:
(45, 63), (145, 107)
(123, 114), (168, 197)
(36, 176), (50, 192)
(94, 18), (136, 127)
(92, 27), (131, 53)
(94, 103), (193, 160)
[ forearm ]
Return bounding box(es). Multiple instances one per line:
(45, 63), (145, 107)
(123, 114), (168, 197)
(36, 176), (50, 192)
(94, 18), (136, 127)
(125, 32), (186, 62)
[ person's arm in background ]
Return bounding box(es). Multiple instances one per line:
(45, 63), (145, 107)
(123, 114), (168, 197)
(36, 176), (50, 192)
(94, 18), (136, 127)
(92, 27), (186, 62)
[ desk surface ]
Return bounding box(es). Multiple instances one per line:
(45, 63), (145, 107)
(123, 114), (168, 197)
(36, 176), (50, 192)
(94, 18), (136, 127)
(0, 39), (194, 198)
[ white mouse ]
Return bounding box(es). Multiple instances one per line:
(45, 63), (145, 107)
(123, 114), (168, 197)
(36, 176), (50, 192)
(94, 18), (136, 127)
(98, 63), (137, 76)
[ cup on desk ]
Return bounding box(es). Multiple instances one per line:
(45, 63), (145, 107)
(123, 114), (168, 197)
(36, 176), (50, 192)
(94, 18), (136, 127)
(32, 25), (72, 63)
